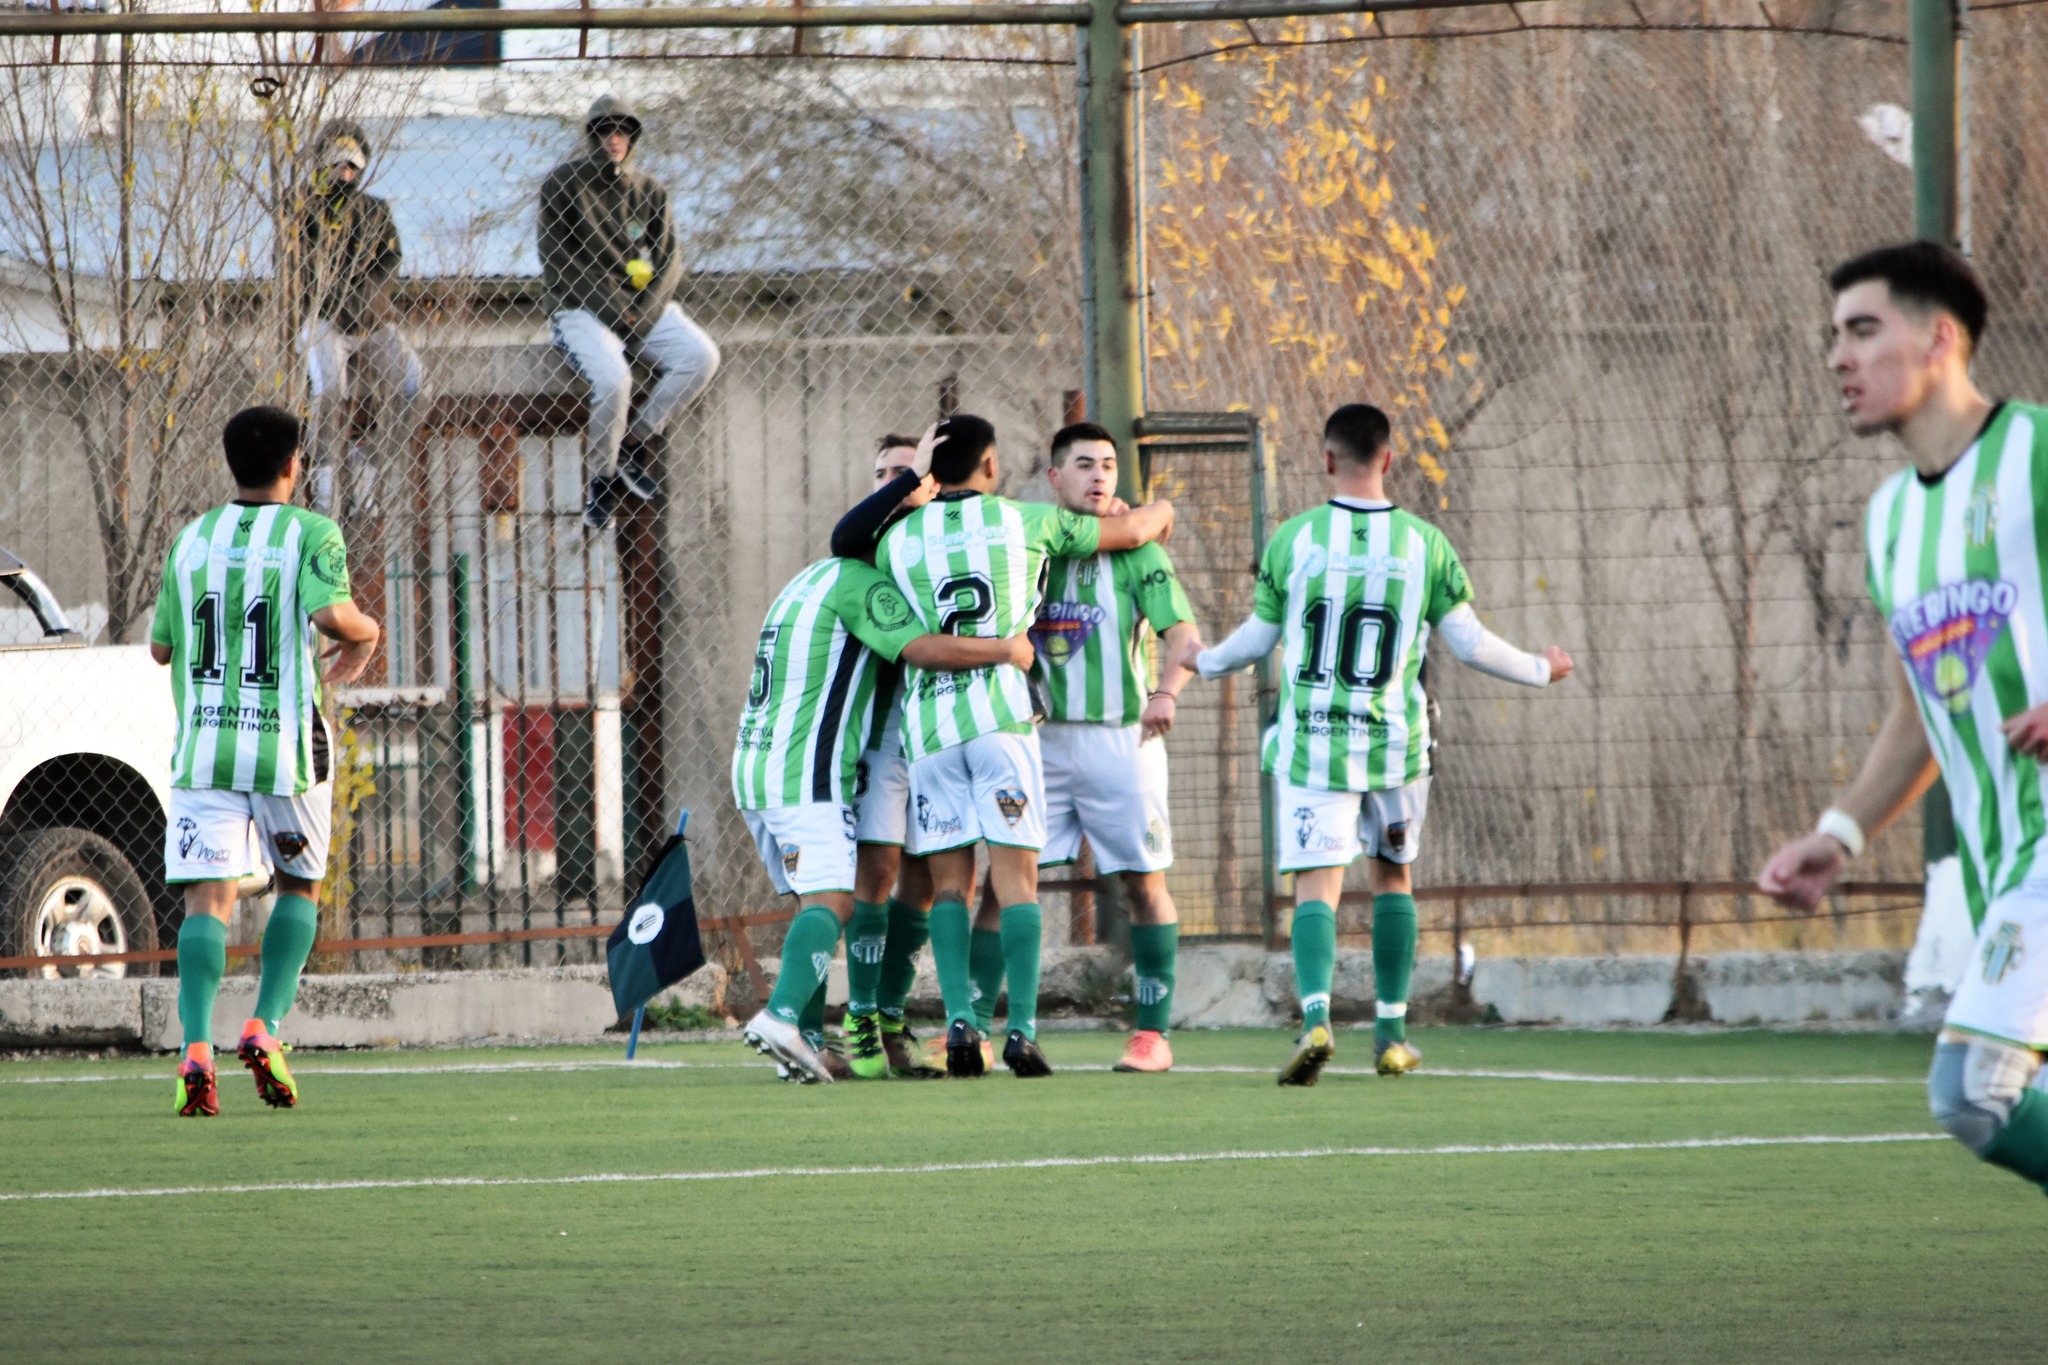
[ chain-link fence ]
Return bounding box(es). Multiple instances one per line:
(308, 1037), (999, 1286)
(0, 1), (2027, 982)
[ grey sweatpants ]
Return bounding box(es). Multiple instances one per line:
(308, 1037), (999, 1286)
(549, 303), (721, 476)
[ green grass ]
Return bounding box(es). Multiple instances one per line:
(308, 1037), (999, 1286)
(5, 1028), (2038, 1363)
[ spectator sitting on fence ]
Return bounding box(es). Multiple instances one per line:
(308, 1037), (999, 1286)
(540, 93), (722, 533)
(297, 120), (424, 520)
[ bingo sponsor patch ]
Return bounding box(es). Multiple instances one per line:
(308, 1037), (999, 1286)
(1890, 578), (2018, 715)
(1031, 602), (1108, 666)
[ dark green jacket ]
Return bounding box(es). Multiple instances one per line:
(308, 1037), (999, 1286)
(538, 94), (682, 339)
(298, 149), (402, 337)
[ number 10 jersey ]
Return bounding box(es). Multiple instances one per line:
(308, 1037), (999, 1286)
(1255, 500), (1473, 792)
(877, 490), (1101, 761)
(150, 502), (354, 795)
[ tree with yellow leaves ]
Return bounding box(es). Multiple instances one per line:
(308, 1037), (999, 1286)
(1146, 23), (1478, 502)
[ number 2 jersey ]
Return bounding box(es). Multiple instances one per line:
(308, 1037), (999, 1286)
(149, 502), (353, 795)
(1865, 400), (2048, 926)
(732, 557), (926, 809)
(1256, 499), (1473, 791)
(877, 491), (1101, 761)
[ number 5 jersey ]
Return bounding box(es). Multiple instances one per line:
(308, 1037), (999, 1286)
(1256, 499), (1474, 792)
(150, 501), (354, 795)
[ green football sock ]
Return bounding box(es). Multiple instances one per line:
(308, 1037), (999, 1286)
(876, 898), (930, 1019)
(1372, 892), (1418, 1048)
(999, 903), (1043, 1040)
(766, 905), (841, 1025)
(844, 899), (889, 1015)
(176, 913), (228, 1049)
(1130, 922), (1179, 1034)
(1984, 1090), (2048, 1186)
(970, 927), (1005, 1034)
(927, 897), (976, 1027)
(1291, 900), (1337, 1031)
(252, 894), (320, 1033)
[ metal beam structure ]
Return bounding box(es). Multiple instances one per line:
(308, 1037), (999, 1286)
(1082, 0), (1145, 493)
(1909, 0), (1958, 243)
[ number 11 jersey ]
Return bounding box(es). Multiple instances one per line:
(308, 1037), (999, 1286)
(877, 490), (1101, 761)
(1256, 500), (1473, 792)
(150, 502), (354, 795)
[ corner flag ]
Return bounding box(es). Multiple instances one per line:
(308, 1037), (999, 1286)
(607, 810), (707, 1020)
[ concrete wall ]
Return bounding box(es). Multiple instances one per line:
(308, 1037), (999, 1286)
(0, 947), (1920, 1050)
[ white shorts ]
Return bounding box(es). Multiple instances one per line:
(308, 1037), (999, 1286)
(743, 803), (858, 898)
(1039, 721), (1172, 874)
(906, 731), (1046, 854)
(1946, 879), (2048, 1049)
(1275, 777), (1431, 872)
(851, 748), (911, 848)
(165, 785), (332, 884)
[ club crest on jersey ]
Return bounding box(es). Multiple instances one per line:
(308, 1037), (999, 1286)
(1031, 602), (1107, 666)
(782, 846), (802, 875)
(1890, 578), (2019, 714)
(1966, 483), (1999, 548)
(1982, 920), (2024, 986)
(995, 789), (1029, 825)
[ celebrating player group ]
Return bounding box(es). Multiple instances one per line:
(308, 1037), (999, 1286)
(152, 235), (2048, 1207)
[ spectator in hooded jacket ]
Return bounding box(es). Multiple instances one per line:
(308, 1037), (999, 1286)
(540, 94), (722, 531)
(297, 121), (424, 518)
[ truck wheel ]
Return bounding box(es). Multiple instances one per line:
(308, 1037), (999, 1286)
(0, 826), (158, 978)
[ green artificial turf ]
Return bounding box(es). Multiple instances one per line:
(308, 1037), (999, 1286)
(4, 1029), (2037, 1363)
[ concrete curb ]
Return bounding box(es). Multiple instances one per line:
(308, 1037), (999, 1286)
(0, 947), (1921, 1049)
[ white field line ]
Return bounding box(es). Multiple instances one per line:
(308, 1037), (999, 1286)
(0, 1061), (1920, 1086)
(0, 1132), (1948, 1203)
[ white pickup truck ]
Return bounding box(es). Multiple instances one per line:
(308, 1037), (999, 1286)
(0, 547), (176, 977)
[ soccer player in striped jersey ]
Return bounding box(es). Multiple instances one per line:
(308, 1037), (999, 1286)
(1030, 422), (1201, 1073)
(1182, 403), (1571, 1085)
(1761, 242), (2048, 1196)
(876, 414), (1174, 1077)
(149, 406), (382, 1116)
(733, 551), (1034, 1083)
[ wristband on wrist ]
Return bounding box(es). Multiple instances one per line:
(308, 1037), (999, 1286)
(1149, 689), (1176, 701)
(1816, 807), (1866, 858)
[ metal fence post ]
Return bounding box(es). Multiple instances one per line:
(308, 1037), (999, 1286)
(1082, 0), (1144, 498)
(452, 552), (479, 897)
(1910, 0), (1958, 244)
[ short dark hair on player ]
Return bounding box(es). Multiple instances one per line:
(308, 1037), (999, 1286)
(1323, 404), (1392, 464)
(928, 414), (997, 484)
(1049, 422), (1117, 466)
(222, 406), (303, 488)
(876, 433), (920, 454)
(1828, 241), (1989, 349)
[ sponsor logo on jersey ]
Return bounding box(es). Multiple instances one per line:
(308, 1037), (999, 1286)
(1890, 578), (2019, 714)
(271, 831), (310, 862)
(190, 704), (285, 735)
(915, 795), (963, 838)
(782, 846), (802, 875)
(626, 902), (666, 945)
(1031, 602), (1108, 666)
(1294, 543), (1417, 584)
(1966, 482), (1999, 548)
(995, 789), (1029, 825)
(175, 817), (232, 865)
(1982, 920), (2024, 985)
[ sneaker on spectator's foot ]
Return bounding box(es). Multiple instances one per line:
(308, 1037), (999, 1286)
(616, 436), (661, 501)
(582, 474), (624, 532)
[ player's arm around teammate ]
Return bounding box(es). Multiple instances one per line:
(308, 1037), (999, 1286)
(1759, 242), (2048, 1196)
(149, 407), (381, 1116)
(1175, 403), (1570, 1085)
(1029, 423), (1199, 1072)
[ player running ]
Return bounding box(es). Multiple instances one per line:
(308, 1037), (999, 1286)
(1030, 422), (1201, 1073)
(150, 406), (382, 1116)
(733, 550), (1034, 1083)
(1179, 403), (1571, 1085)
(876, 414), (1174, 1077)
(1760, 242), (2048, 1196)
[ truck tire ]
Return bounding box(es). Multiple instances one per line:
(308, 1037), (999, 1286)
(0, 826), (158, 978)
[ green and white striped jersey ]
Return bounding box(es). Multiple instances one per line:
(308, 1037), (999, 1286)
(1865, 400), (2048, 927)
(149, 502), (353, 795)
(877, 491), (1101, 760)
(1256, 500), (1473, 791)
(1032, 542), (1196, 726)
(731, 557), (926, 809)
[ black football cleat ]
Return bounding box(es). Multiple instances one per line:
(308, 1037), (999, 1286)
(1002, 1030), (1054, 1078)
